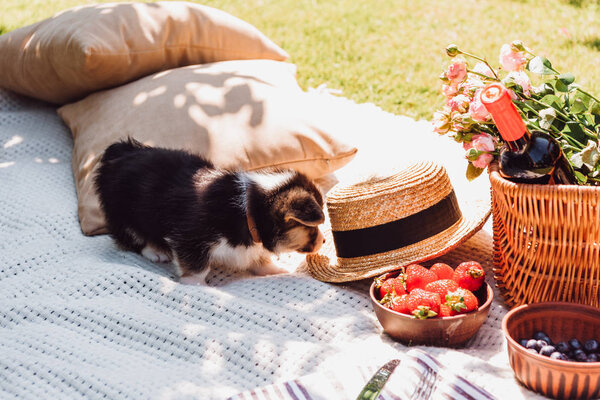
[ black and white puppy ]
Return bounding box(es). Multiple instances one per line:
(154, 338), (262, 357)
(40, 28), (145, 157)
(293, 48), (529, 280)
(95, 139), (325, 284)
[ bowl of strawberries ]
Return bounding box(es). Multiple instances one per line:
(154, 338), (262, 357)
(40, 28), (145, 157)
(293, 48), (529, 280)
(370, 261), (493, 347)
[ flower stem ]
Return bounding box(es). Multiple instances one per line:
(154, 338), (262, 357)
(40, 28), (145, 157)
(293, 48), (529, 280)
(575, 87), (600, 105)
(466, 69), (499, 81)
(524, 97), (569, 119)
(459, 51), (500, 80)
(521, 96), (597, 140)
(518, 101), (586, 148)
(586, 176), (600, 185)
(522, 48), (536, 58)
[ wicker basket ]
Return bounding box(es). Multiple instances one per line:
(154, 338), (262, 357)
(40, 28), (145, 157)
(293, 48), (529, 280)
(489, 163), (600, 308)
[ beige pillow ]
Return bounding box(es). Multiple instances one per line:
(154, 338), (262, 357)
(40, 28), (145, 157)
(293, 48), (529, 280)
(58, 60), (358, 235)
(0, 1), (289, 104)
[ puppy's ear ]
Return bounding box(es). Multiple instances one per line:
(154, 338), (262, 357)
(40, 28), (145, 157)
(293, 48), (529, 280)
(285, 197), (325, 226)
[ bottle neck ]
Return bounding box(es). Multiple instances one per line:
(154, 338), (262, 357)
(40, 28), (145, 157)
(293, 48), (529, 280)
(480, 83), (531, 151)
(503, 129), (531, 152)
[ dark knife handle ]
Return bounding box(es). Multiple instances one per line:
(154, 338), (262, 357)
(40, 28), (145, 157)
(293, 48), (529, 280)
(356, 359), (401, 400)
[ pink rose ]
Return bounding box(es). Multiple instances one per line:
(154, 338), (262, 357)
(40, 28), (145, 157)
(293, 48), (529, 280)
(472, 153), (494, 169)
(504, 71), (532, 96)
(465, 133), (496, 168)
(469, 89), (491, 122)
(445, 57), (467, 83)
(442, 83), (458, 98)
(472, 62), (495, 78)
(448, 94), (470, 113)
(458, 77), (484, 97)
(471, 132), (496, 152)
(499, 43), (527, 72)
(450, 112), (477, 133)
(432, 110), (451, 134)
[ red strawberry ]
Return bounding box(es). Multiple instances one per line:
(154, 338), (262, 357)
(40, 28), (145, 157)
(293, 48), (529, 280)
(405, 264), (437, 292)
(378, 276), (406, 298)
(438, 304), (455, 317)
(406, 288), (441, 319)
(424, 279), (459, 300)
(388, 293), (410, 314)
(430, 263), (454, 280)
(452, 261), (485, 291)
(445, 288), (479, 314)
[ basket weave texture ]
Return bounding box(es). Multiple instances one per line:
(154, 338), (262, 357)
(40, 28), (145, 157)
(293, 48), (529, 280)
(490, 164), (600, 308)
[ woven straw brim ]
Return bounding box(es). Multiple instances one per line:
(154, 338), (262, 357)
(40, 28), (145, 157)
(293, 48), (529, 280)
(306, 195), (491, 283)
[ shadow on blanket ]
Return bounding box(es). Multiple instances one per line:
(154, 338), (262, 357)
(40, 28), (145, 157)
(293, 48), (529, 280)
(0, 88), (528, 400)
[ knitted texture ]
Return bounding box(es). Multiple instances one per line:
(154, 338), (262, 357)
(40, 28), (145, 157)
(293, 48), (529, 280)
(0, 88), (546, 399)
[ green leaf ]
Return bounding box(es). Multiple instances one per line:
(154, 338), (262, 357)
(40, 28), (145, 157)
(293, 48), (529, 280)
(558, 73), (575, 86)
(543, 83), (555, 95)
(523, 99), (544, 111)
(466, 148), (480, 161)
(527, 56), (555, 75)
(590, 101), (600, 116)
(539, 108), (556, 130)
(571, 97), (587, 114)
(502, 80), (518, 90)
(539, 94), (563, 110)
(554, 78), (570, 93)
(563, 122), (587, 144)
(570, 140), (600, 170)
(572, 90), (592, 109)
(466, 163), (485, 181)
(583, 113), (596, 126)
(574, 170), (588, 184)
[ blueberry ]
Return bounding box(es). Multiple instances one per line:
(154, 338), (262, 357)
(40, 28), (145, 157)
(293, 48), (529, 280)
(533, 332), (552, 344)
(583, 339), (599, 353)
(535, 340), (548, 351)
(550, 352), (568, 361)
(587, 353), (599, 362)
(569, 338), (583, 351)
(574, 349), (588, 362)
(525, 339), (538, 350)
(539, 345), (556, 357)
(555, 341), (570, 353)
(526, 348), (538, 355)
(519, 339), (529, 347)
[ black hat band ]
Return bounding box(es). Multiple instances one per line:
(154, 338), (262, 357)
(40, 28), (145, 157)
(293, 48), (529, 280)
(331, 190), (462, 258)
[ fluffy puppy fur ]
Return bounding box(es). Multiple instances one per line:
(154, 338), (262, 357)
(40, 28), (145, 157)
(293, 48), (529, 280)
(95, 139), (325, 283)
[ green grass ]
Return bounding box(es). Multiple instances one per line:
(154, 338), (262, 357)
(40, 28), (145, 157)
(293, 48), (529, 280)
(3, 0), (600, 120)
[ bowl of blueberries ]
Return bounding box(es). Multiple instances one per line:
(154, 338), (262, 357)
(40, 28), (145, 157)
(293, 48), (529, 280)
(502, 302), (600, 400)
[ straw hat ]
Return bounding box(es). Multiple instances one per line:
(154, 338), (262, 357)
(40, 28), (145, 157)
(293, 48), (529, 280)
(306, 160), (491, 282)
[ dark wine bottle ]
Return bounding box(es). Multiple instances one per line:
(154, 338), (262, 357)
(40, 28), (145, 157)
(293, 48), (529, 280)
(480, 83), (577, 185)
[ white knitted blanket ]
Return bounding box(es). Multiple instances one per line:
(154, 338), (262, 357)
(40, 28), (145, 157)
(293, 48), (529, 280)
(0, 87), (545, 400)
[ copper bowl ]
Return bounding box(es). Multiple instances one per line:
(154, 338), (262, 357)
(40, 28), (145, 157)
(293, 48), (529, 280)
(502, 302), (600, 400)
(369, 271), (493, 347)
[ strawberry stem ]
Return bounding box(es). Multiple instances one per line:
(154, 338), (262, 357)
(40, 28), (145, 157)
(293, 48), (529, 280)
(469, 267), (483, 279)
(412, 306), (438, 319)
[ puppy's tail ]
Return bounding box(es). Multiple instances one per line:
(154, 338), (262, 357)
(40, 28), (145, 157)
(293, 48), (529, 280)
(101, 137), (146, 163)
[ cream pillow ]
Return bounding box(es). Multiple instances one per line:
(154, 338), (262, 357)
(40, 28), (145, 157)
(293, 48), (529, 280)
(0, 1), (289, 104)
(58, 60), (358, 235)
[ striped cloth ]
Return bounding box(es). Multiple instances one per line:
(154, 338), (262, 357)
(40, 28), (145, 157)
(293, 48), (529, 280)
(228, 349), (496, 400)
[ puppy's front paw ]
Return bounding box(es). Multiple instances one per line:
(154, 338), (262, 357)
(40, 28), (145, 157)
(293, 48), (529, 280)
(251, 261), (288, 276)
(141, 245), (172, 263)
(179, 268), (210, 286)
